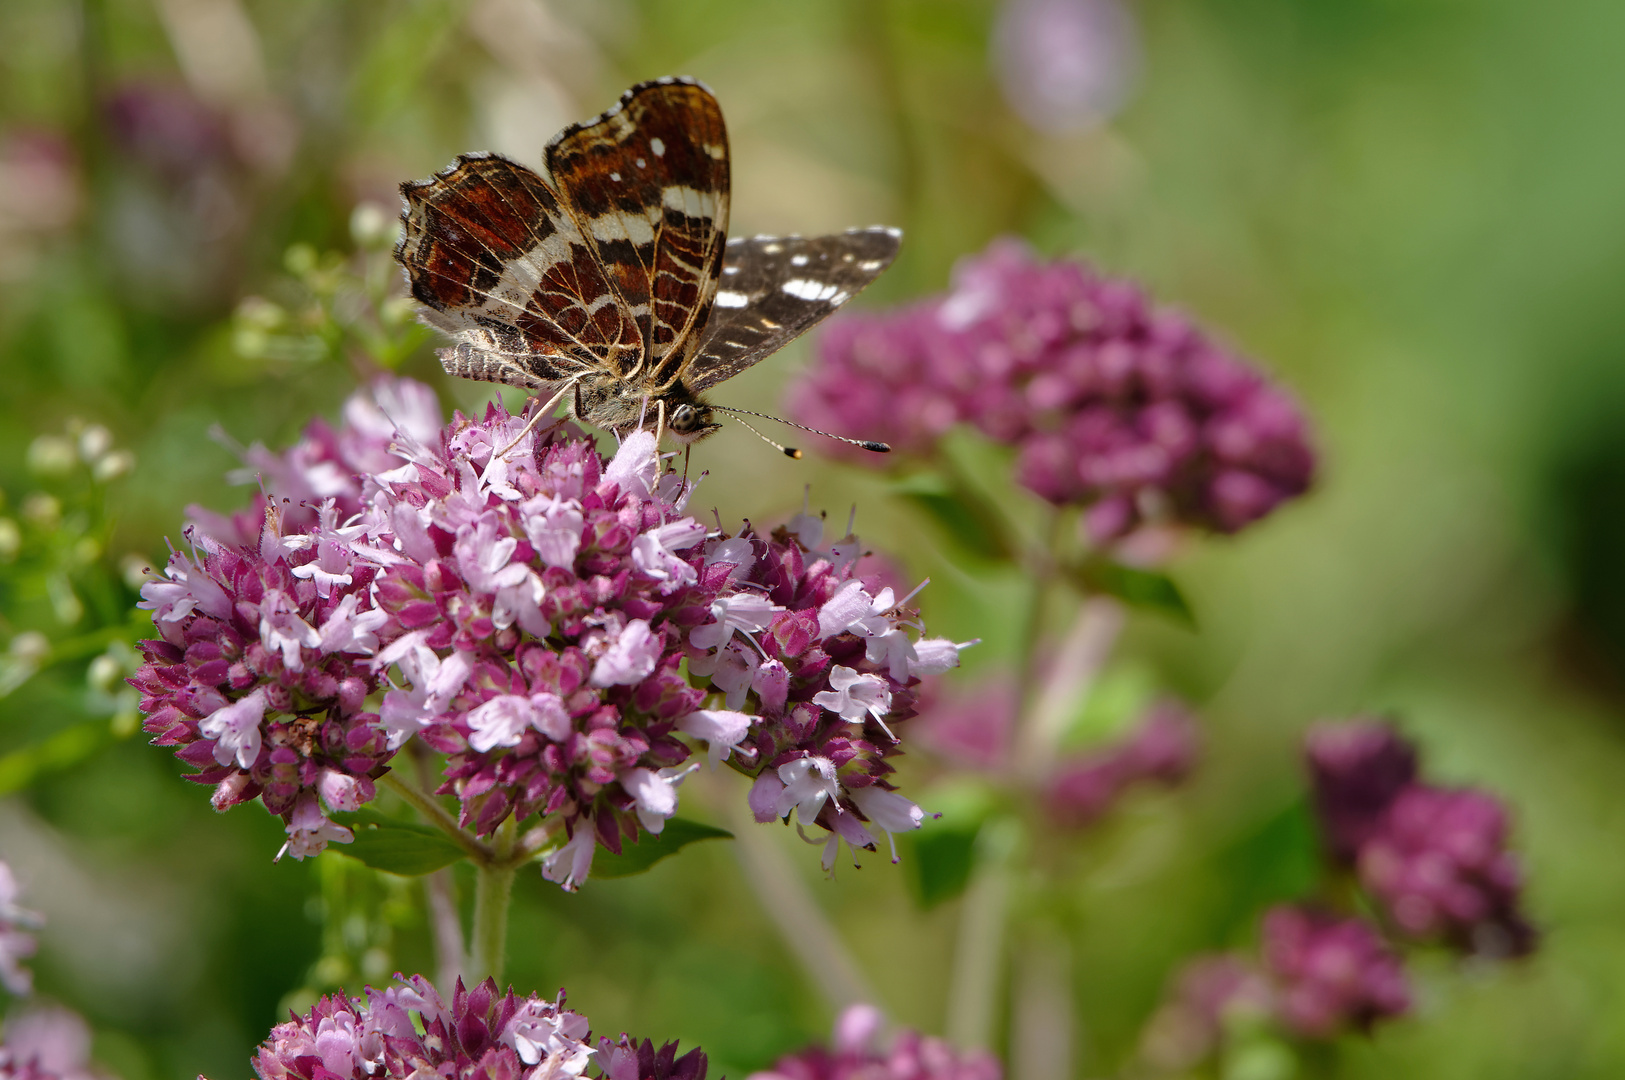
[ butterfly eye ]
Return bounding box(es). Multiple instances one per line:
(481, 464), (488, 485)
(670, 404), (699, 432)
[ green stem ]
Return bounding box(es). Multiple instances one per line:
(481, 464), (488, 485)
(381, 771), (494, 864)
(470, 816), (518, 984)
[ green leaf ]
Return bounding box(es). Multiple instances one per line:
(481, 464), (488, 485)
(1074, 559), (1196, 626)
(590, 818), (732, 880)
(331, 809), (467, 876)
(903, 825), (981, 909)
(1204, 798), (1321, 941)
(892, 473), (1012, 562)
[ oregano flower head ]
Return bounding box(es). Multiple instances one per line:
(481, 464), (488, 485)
(133, 379), (958, 888)
(790, 238), (1315, 539)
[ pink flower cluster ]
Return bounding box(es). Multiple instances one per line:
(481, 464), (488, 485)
(1306, 720), (1534, 956)
(789, 239), (1315, 539)
(0, 1006), (103, 1080)
(911, 682), (1199, 827)
(240, 975), (706, 1080)
(0, 861), (42, 997)
(1145, 905), (1409, 1065)
(133, 379), (959, 887)
(749, 1005), (1000, 1080)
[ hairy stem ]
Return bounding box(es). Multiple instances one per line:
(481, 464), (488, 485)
(470, 816), (518, 984)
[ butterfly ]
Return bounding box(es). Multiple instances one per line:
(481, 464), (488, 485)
(394, 76), (899, 456)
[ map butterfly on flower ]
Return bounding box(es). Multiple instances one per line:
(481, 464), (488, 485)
(395, 76), (900, 454)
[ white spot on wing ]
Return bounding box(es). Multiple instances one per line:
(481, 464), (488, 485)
(782, 279), (843, 302)
(859, 259), (884, 271)
(650, 138), (666, 157)
(762, 243), (783, 254)
(715, 291), (749, 308)
(790, 254), (809, 267)
(636, 157), (646, 168)
(609, 172), (621, 182)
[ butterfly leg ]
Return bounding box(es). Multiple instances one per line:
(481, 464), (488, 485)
(496, 380), (576, 459)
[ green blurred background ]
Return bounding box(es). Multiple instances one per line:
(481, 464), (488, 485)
(3, 0), (1625, 1076)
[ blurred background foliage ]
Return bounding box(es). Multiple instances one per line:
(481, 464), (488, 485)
(3, 0), (1625, 1077)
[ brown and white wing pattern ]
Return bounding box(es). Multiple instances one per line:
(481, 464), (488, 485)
(545, 77), (730, 387)
(684, 228), (902, 394)
(396, 153), (644, 389)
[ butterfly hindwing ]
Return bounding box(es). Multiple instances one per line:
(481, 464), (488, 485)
(396, 152), (643, 389)
(684, 228), (903, 393)
(545, 77), (730, 384)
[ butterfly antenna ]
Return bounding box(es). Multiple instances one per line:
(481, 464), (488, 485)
(710, 405), (891, 454)
(727, 414), (804, 459)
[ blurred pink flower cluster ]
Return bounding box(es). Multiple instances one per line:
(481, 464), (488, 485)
(914, 683), (1199, 826)
(133, 379), (960, 887)
(1145, 905), (1410, 1066)
(1307, 719), (1534, 956)
(750, 1005), (1000, 1080)
(790, 239), (1314, 540)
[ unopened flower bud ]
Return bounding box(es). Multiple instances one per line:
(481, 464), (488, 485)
(349, 201), (394, 249)
(0, 520), (19, 562)
(93, 449), (134, 482)
(26, 435), (75, 477)
(77, 425), (112, 462)
(21, 494), (59, 529)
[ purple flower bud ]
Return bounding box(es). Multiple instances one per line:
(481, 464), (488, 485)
(1260, 906), (1410, 1038)
(749, 1004), (1001, 1080)
(992, 0), (1140, 134)
(1304, 719), (1418, 864)
(1358, 785), (1535, 957)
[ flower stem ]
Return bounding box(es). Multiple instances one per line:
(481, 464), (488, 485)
(720, 786), (881, 1015)
(381, 771), (494, 864)
(946, 817), (1019, 1048)
(470, 816), (517, 984)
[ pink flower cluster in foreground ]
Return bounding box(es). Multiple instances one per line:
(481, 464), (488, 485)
(240, 976), (705, 1080)
(750, 1005), (1000, 1080)
(790, 239), (1314, 539)
(1144, 905), (1409, 1067)
(134, 379), (961, 888)
(1307, 719), (1534, 956)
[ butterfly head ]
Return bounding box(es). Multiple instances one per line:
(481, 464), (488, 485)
(666, 399), (721, 443)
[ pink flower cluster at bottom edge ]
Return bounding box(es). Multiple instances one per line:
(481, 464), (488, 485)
(749, 1005), (1000, 1080)
(239, 975), (705, 1080)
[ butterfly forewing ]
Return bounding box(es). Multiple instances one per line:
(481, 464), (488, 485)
(395, 78), (902, 444)
(396, 153), (644, 387)
(545, 78), (730, 384)
(684, 228), (902, 393)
